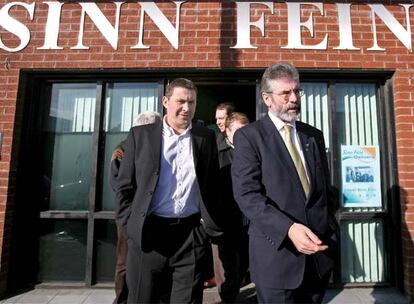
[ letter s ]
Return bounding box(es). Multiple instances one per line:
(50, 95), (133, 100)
(0, 2), (35, 52)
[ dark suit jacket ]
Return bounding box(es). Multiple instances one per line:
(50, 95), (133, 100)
(114, 121), (223, 250)
(218, 140), (248, 233)
(231, 115), (338, 289)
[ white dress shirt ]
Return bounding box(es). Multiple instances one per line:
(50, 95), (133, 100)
(268, 111), (310, 183)
(149, 117), (201, 218)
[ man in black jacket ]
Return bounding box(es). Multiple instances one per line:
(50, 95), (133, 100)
(232, 63), (338, 303)
(213, 112), (250, 303)
(114, 78), (222, 303)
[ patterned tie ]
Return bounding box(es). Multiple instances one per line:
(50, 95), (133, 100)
(284, 124), (310, 197)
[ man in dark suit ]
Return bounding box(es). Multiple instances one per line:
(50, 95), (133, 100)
(213, 112), (250, 303)
(114, 78), (222, 303)
(231, 63), (338, 303)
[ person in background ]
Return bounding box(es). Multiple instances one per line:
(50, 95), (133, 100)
(215, 102), (235, 144)
(109, 111), (161, 304)
(232, 63), (338, 303)
(114, 78), (223, 303)
(213, 112), (250, 303)
(203, 102), (236, 289)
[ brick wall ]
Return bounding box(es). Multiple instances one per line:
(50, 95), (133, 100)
(0, 0), (413, 300)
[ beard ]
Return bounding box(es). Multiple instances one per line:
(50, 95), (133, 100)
(276, 103), (301, 122)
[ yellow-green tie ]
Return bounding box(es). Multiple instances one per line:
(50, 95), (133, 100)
(284, 124), (310, 197)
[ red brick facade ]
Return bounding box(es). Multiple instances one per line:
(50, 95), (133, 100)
(0, 0), (413, 300)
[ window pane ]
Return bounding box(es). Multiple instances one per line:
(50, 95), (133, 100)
(42, 84), (96, 210)
(340, 219), (386, 283)
(38, 220), (87, 282)
(105, 83), (160, 133)
(337, 84), (379, 146)
(301, 83), (330, 149)
(336, 83), (386, 284)
(336, 84), (382, 212)
(101, 83), (160, 211)
(95, 220), (117, 282)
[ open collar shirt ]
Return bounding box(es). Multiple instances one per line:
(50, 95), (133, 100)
(149, 117), (201, 218)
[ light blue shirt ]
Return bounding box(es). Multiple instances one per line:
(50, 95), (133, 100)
(149, 117), (201, 218)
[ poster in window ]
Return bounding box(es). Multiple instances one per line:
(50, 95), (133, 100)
(341, 145), (381, 208)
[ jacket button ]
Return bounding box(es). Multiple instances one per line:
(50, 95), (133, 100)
(149, 190), (154, 195)
(141, 212), (146, 217)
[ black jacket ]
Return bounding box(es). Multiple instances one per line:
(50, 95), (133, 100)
(114, 121), (223, 249)
(232, 115), (338, 289)
(218, 139), (248, 232)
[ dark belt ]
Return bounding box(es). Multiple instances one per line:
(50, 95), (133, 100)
(148, 213), (201, 226)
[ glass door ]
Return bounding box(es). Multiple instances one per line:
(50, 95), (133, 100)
(38, 83), (96, 281)
(37, 81), (162, 285)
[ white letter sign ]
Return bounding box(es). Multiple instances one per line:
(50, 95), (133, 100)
(132, 1), (184, 50)
(282, 2), (328, 50)
(231, 1), (274, 49)
(368, 4), (413, 51)
(0, 2), (35, 52)
(334, 3), (359, 50)
(72, 2), (123, 50)
(38, 1), (64, 50)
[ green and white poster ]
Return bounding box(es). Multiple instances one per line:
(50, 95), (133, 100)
(341, 145), (381, 208)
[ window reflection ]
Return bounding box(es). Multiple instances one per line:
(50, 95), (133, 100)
(101, 83), (160, 211)
(105, 83), (159, 132)
(301, 83), (329, 149)
(340, 219), (385, 283)
(95, 220), (117, 282)
(42, 84), (96, 211)
(38, 220), (87, 281)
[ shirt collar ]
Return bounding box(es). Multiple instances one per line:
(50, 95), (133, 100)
(268, 111), (297, 132)
(225, 137), (234, 149)
(163, 115), (192, 137)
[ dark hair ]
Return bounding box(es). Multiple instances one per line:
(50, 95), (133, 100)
(216, 102), (236, 115)
(261, 63), (300, 93)
(165, 78), (197, 98)
(225, 112), (249, 129)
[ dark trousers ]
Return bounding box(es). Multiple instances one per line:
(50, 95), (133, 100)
(213, 228), (249, 303)
(126, 214), (209, 304)
(114, 225), (128, 304)
(256, 256), (330, 304)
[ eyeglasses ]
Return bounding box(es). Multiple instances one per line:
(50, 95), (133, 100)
(265, 89), (304, 100)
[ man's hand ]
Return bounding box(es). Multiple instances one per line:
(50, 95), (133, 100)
(288, 223), (328, 255)
(112, 148), (124, 161)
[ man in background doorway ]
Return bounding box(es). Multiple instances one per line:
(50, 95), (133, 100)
(215, 102), (235, 144)
(109, 111), (161, 304)
(213, 112), (250, 303)
(203, 101), (237, 289)
(232, 63), (338, 303)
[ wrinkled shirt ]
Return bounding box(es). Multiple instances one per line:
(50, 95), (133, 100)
(149, 118), (201, 217)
